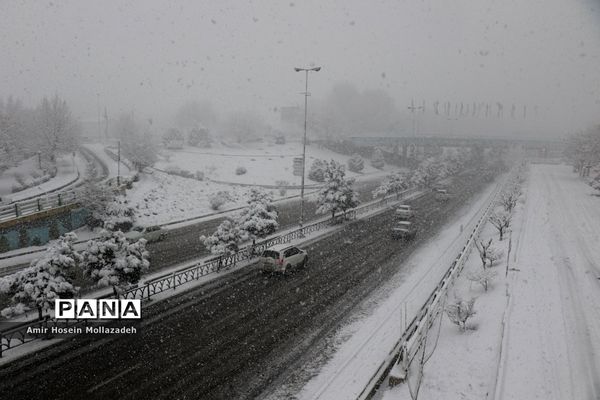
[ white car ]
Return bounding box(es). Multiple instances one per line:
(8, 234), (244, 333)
(260, 244), (308, 273)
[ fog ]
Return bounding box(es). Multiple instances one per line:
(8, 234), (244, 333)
(1, 0), (599, 139)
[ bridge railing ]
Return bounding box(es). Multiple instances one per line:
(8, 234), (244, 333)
(0, 189), (79, 222)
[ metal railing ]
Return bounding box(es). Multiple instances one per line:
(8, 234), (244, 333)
(0, 187), (417, 357)
(0, 189), (79, 222)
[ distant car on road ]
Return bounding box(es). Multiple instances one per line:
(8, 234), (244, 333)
(434, 188), (450, 202)
(395, 205), (414, 220)
(260, 244), (308, 273)
(391, 221), (417, 240)
(125, 225), (167, 243)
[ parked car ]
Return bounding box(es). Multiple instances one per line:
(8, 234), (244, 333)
(395, 204), (414, 219)
(260, 244), (308, 273)
(391, 221), (417, 240)
(125, 225), (167, 243)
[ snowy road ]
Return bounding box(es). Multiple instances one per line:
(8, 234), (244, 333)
(497, 164), (600, 400)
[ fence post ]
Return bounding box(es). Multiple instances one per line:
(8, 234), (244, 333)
(172, 271), (176, 290)
(14, 203), (19, 217)
(37, 198), (42, 211)
(57, 193), (62, 206)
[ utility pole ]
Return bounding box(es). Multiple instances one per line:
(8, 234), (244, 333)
(294, 66), (321, 227)
(117, 140), (121, 186)
(104, 107), (109, 143)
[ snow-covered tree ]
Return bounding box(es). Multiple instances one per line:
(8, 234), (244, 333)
(371, 148), (385, 169)
(0, 233), (81, 319)
(188, 126), (211, 147)
(474, 238), (500, 269)
(81, 230), (149, 298)
(445, 297), (476, 331)
(200, 219), (247, 257)
(105, 195), (135, 231)
(467, 268), (497, 292)
(123, 131), (157, 171)
(238, 188), (278, 239)
(347, 153), (364, 173)
(34, 95), (80, 162)
(410, 158), (439, 188)
(308, 159), (327, 182)
(162, 127), (185, 149)
(372, 171), (409, 199)
(500, 185), (520, 213)
(79, 179), (115, 228)
(489, 210), (511, 240)
(316, 160), (360, 219)
(565, 126), (600, 176)
(115, 113), (158, 172)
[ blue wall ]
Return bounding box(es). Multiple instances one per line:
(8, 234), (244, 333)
(0, 208), (88, 252)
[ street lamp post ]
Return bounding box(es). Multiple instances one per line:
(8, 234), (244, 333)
(294, 66), (321, 227)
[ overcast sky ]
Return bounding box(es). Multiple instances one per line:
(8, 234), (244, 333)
(1, 0), (599, 138)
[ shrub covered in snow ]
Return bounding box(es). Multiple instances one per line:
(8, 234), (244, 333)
(347, 153), (364, 173)
(105, 195), (135, 231)
(235, 166), (247, 175)
(200, 219), (247, 257)
(372, 171), (409, 199)
(371, 148), (385, 169)
(81, 230), (149, 297)
(0, 232), (81, 319)
(208, 191), (233, 210)
(316, 160), (359, 219)
(445, 297), (476, 331)
(308, 159), (327, 182)
(238, 188), (278, 239)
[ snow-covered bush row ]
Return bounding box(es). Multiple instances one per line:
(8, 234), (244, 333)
(0, 228), (150, 319)
(372, 171), (409, 199)
(10, 172), (52, 193)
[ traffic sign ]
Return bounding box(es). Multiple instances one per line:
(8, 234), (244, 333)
(293, 157), (304, 177)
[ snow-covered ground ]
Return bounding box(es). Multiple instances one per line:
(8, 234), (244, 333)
(124, 142), (397, 226)
(0, 153), (86, 203)
(156, 141), (397, 186)
(496, 164), (600, 400)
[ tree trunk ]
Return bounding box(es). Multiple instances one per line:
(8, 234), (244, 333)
(113, 285), (119, 300)
(38, 306), (43, 321)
